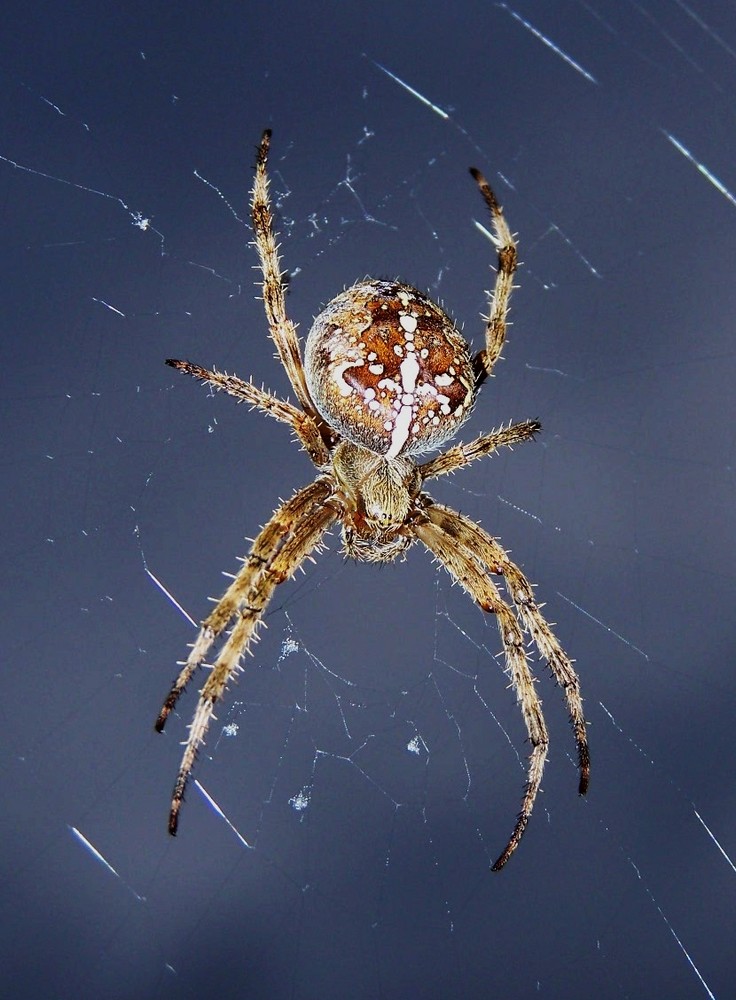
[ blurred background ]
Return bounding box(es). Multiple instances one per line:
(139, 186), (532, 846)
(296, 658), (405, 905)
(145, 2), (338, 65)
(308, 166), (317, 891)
(2, 2), (735, 997)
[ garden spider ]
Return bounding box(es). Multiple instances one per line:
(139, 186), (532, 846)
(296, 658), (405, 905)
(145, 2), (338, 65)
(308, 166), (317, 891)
(156, 130), (589, 870)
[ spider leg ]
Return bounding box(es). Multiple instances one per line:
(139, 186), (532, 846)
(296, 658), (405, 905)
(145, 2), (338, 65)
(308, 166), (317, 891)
(156, 478), (332, 731)
(469, 169), (517, 387)
(251, 130), (322, 424)
(419, 419), (541, 481)
(165, 359), (330, 467)
(424, 502), (590, 796)
(156, 479), (336, 834)
(414, 513), (549, 871)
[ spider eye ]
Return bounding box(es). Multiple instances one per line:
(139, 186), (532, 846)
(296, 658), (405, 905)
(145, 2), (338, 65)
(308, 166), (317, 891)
(304, 279), (475, 458)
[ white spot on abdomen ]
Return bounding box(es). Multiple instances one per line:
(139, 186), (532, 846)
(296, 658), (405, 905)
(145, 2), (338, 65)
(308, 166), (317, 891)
(386, 353), (421, 457)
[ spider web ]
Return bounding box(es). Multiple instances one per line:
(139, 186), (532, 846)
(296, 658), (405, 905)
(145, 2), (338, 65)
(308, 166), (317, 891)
(3, 2), (735, 997)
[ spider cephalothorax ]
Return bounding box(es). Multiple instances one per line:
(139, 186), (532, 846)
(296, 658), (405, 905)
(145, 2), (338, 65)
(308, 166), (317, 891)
(157, 130), (589, 870)
(330, 440), (421, 561)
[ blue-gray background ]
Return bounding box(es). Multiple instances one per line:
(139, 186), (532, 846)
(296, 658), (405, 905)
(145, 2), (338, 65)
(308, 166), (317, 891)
(3, 2), (735, 998)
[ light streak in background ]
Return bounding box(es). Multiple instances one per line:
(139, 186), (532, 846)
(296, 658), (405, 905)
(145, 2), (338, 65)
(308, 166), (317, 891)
(627, 857), (717, 1000)
(672, 0), (736, 60)
(663, 132), (736, 209)
(557, 592), (650, 659)
(195, 780), (253, 849)
(498, 4), (599, 85)
(69, 826), (146, 902)
(366, 57), (449, 120)
(91, 298), (126, 318)
(144, 568), (198, 628)
(693, 808), (736, 875)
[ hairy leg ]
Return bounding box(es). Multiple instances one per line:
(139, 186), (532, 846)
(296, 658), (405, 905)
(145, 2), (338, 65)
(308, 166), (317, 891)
(424, 502), (589, 795)
(250, 130), (321, 422)
(469, 169), (518, 386)
(419, 419), (540, 481)
(156, 479), (336, 832)
(166, 358), (329, 466)
(415, 515), (549, 870)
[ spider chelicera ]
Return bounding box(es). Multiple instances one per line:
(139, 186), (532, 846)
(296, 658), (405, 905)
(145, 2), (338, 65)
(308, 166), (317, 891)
(156, 129), (589, 870)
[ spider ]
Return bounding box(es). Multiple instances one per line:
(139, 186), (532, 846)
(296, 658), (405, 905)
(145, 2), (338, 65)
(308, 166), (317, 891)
(156, 129), (589, 870)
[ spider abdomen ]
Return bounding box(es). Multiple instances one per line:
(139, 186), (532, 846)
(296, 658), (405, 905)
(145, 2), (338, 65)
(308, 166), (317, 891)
(304, 280), (475, 459)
